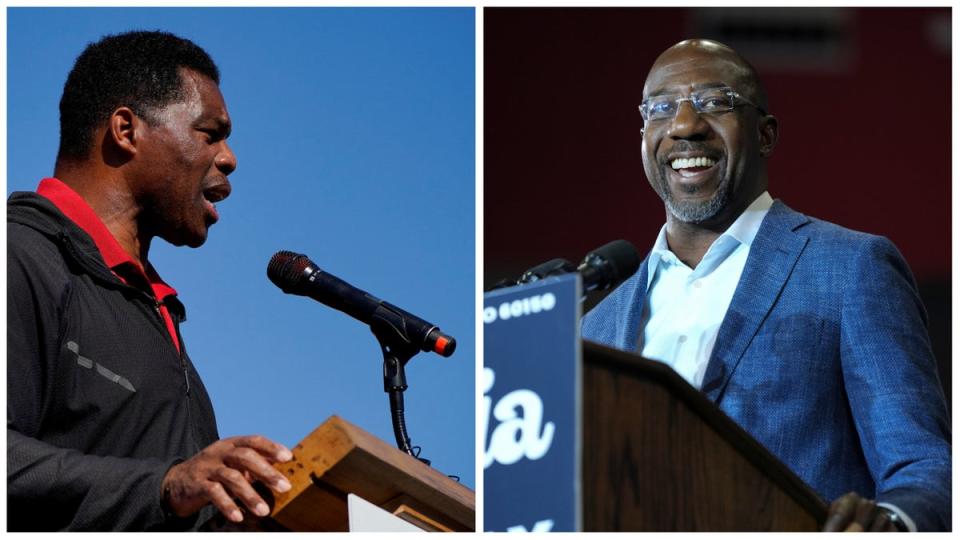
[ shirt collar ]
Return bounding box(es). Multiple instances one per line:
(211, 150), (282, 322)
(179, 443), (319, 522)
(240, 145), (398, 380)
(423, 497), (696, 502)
(648, 223), (675, 269)
(646, 191), (774, 282)
(724, 191), (773, 247)
(36, 177), (177, 299)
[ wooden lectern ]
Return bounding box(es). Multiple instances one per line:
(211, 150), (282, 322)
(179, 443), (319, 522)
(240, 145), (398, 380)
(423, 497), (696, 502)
(207, 416), (474, 531)
(582, 340), (828, 531)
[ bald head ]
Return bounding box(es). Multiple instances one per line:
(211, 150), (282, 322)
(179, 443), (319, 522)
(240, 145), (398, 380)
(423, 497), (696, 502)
(645, 39), (768, 111)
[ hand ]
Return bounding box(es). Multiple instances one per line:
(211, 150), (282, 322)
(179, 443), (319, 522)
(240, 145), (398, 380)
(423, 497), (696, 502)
(161, 435), (294, 523)
(822, 492), (898, 532)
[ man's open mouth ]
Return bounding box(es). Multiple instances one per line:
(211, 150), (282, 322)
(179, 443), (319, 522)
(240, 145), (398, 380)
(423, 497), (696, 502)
(670, 156), (718, 177)
(201, 184), (230, 222)
(202, 185), (229, 205)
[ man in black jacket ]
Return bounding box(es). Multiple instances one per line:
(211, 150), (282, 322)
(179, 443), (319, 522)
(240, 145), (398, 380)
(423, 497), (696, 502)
(8, 31), (292, 531)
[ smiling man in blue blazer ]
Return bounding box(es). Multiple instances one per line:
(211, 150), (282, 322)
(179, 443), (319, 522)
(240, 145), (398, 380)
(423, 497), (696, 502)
(582, 39), (950, 532)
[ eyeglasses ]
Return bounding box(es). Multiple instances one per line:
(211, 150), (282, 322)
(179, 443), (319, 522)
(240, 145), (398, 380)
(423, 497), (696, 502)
(639, 86), (765, 123)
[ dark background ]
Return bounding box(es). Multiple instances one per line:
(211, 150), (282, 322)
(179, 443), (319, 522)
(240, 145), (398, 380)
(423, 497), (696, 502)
(484, 7), (951, 404)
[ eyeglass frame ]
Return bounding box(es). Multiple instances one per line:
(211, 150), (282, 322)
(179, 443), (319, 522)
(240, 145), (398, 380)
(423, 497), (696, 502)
(638, 86), (767, 126)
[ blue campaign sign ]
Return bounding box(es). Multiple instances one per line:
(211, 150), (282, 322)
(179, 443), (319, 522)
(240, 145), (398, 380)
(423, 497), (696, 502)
(482, 274), (581, 532)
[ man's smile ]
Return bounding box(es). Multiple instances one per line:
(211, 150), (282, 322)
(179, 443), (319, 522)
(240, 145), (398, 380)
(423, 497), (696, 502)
(671, 156), (717, 172)
(663, 152), (723, 194)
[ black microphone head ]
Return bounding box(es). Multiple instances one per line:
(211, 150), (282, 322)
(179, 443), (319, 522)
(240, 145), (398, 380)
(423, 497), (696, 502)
(580, 239), (641, 291)
(267, 250), (316, 292)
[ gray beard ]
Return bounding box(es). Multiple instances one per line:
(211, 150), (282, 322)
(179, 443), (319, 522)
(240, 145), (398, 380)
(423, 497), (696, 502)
(658, 176), (731, 224)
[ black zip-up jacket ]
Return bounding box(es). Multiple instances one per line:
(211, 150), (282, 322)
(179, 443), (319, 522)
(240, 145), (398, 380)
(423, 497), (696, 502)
(7, 191), (220, 531)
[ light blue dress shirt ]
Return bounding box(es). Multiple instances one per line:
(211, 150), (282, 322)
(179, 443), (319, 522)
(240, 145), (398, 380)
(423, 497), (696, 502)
(639, 191), (773, 388)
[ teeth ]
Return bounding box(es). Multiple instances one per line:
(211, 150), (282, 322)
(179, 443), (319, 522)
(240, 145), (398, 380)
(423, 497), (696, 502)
(671, 156), (717, 170)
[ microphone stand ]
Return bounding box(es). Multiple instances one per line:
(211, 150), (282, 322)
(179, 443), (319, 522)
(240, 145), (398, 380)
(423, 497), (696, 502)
(369, 311), (431, 465)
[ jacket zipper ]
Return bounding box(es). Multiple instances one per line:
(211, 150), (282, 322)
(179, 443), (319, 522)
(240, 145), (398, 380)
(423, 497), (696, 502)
(169, 308), (202, 454)
(153, 299), (190, 395)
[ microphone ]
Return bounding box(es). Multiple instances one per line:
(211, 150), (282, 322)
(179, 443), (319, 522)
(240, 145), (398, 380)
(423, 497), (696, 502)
(484, 258), (576, 291)
(517, 258), (577, 284)
(577, 239), (640, 292)
(497, 239), (640, 293)
(267, 251), (456, 357)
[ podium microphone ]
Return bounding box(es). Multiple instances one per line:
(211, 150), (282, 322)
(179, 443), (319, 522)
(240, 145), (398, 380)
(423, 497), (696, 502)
(267, 251), (456, 357)
(495, 239), (640, 293)
(578, 239), (641, 292)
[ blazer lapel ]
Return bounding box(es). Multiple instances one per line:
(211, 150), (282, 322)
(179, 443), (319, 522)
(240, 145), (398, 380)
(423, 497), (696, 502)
(619, 260), (649, 351)
(700, 201), (810, 402)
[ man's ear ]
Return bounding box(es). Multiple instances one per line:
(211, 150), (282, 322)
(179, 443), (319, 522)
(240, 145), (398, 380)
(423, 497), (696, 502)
(108, 107), (140, 157)
(758, 113), (779, 158)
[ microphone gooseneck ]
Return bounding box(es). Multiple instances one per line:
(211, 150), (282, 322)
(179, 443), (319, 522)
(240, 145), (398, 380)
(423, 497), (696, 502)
(517, 258), (577, 285)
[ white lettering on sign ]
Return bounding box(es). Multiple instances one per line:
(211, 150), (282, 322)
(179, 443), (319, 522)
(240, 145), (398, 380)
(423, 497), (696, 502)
(483, 292), (557, 324)
(482, 367), (555, 468)
(506, 519), (555, 532)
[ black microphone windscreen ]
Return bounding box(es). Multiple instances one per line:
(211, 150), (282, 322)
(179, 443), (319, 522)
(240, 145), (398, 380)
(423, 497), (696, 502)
(267, 250), (313, 291)
(593, 240), (640, 282)
(585, 239), (641, 288)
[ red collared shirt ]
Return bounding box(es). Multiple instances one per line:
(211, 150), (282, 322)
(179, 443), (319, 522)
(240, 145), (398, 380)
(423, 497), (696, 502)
(36, 178), (181, 354)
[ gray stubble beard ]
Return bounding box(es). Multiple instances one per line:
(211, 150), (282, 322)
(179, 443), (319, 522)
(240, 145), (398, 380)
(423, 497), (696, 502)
(655, 172), (731, 224)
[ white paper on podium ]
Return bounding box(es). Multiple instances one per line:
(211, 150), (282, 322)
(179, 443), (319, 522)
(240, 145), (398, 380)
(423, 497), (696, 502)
(347, 493), (423, 532)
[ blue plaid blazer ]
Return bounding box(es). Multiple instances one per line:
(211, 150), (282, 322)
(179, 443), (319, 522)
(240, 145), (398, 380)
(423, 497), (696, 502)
(582, 200), (951, 531)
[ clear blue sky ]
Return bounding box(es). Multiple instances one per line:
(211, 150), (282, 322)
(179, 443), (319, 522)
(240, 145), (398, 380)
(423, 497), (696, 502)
(7, 7), (476, 489)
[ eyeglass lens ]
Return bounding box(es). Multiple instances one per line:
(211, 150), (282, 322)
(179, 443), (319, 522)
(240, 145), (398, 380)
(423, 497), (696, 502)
(642, 88), (736, 121)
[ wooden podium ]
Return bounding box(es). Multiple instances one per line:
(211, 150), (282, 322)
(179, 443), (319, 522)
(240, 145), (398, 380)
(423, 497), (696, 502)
(582, 340), (828, 531)
(208, 416), (474, 531)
